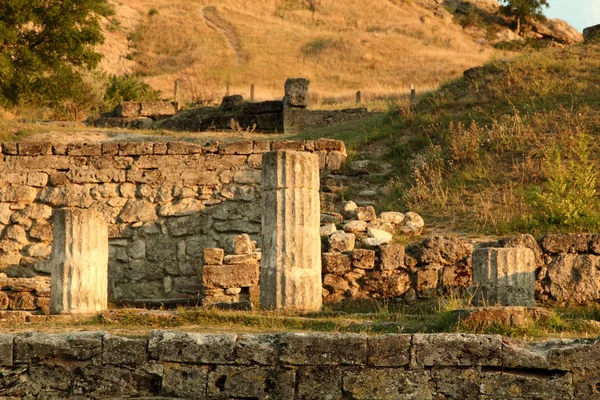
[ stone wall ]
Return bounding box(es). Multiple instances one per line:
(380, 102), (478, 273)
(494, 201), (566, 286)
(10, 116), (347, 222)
(283, 108), (381, 134)
(0, 139), (346, 303)
(0, 330), (598, 398)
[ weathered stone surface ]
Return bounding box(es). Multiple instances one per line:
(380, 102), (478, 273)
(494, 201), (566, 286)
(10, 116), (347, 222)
(148, 330), (237, 363)
(162, 363), (208, 398)
(235, 334), (278, 365)
(400, 211), (424, 236)
(103, 334), (148, 365)
(409, 236), (473, 266)
(323, 273), (350, 295)
(380, 244), (405, 271)
(50, 208), (108, 314)
(352, 249), (375, 270)
(14, 331), (103, 363)
(368, 334), (411, 366)
(584, 24), (600, 43)
(329, 231), (355, 252)
(116, 101), (176, 118)
(471, 247), (536, 307)
(233, 234), (254, 255)
(283, 78), (310, 108)
(381, 211), (405, 225)
(279, 333), (367, 365)
(261, 151), (322, 312)
(366, 228), (393, 245)
(322, 252), (351, 275)
(207, 365), (295, 398)
(547, 254), (600, 304)
(203, 263), (259, 288)
(342, 200), (358, 220)
(320, 223), (337, 237)
(480, 370), (572, 399)
(432, 367), (480, 400)
(0, 185), (37, 203)
(203, 248), (224, 265)
(540, 233), (590, 254)
(344, 220), (368, 233)
(412, 333), (502, 368)
(343, 369), (433, 400)
(297, 366), (342, 400)
(355, 206), (377, 222)
(0, 334), (13, 366)
(118, 200), (157, 223)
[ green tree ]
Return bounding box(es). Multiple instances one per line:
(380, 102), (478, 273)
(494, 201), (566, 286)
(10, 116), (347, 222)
(0, 0), (111, 107)
(499, 0), (549, 34)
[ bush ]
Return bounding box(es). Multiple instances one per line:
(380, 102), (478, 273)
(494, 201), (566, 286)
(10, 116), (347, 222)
(103, 75), (162, 110)
(529, 134), (600, 228)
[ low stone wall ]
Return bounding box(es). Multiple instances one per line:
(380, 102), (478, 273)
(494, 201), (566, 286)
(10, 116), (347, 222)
(0, 330), (597, 398)
(0, 139), (346, 303)
(283, 108), (380, 134)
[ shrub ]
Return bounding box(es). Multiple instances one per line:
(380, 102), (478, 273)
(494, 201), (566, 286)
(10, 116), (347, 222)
(103, 75), (162, 110)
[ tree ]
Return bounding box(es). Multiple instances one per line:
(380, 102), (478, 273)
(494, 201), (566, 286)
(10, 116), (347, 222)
(499, 0), (549, 34)
(0, 0), (111, 107)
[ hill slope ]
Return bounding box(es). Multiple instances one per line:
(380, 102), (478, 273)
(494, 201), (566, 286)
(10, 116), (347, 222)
(99, 0), (558, 103)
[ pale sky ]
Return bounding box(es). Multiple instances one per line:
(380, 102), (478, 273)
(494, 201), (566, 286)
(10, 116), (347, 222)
(543, 0), (600, 32)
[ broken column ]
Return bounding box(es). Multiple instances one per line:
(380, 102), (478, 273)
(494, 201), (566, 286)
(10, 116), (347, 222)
(50, 208), (108, 314)
(283, 78), (310, 108)
(471, 247), (536, 307)
(261, 150), (322, 311)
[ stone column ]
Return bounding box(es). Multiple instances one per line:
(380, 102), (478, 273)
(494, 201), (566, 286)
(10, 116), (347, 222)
(283, 78), (310, 108)
(261, 151), (322, 311)
(471, 247), (536, 307)
(50, 208), (108, 314)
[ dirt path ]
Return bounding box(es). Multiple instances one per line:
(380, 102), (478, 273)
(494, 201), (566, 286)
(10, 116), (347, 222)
(202, 6), (246, 66)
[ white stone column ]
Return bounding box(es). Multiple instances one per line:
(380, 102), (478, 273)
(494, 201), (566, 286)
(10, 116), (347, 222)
(471, 247), (536, 307)
(50, 208), (108, 314)
(261, 151), (322, 311)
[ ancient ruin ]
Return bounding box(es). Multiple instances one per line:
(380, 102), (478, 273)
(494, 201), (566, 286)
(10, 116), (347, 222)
(260, 151), (322, 311)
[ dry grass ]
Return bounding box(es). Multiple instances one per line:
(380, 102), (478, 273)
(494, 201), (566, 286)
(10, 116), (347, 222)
(105, 0), (506, 103)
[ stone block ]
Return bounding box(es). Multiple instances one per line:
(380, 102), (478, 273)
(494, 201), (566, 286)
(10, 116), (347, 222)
(416, 265), (440, 298)
(202, 263), (259, 288)
(119, 142), (154, 156)
(297, 366), (342, 400)
(316, 138), (346, 153)
(380, 244), (405, 271)
(279, 333), (367, 365)
(322, 252), (351, 275)
(0, 334), (14, 366)
(207, 366), (295, 398)
(167, 141), (203, 155)
(233, 234), (254, 255)
(343, 369), (433, 400)
(356, 206), (377, 222)
(148, 330), (237, 364)
(412, 333), (502, 368)
(352, 249), (375, 270)
(432, 367), (480, 400)
(219, 141), (253, 155)
(162, 363), (208, 398)
(344, 220), (368, 233)
(14, 332), (103, 363)
(326, 151), (345, 170)
(367, 334), (411, 366)
(67, 143), (102, 156)
(272, 140), (305, 151)
(18, 142), (52, 156)
(283, 78), (309, 108)
(50, 208), (108, 315)
(235, 334), (278, 365)
(548, 254), (600, 304)
(329, 231), (355, 252)
(203, 248), (224, 265)
(471, 247), (536, 307)
(103, 334), (148, 365)
(480, 370), (572, 400)
(323, 274), (350, 295)
(584, 24), (600, 43)
(261, 151), (322, 312)
(540, 233), (590, 254)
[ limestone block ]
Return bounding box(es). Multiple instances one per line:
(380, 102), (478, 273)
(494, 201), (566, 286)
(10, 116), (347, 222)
(297, 367), (343, 400)
(322, 252), (351, 275)
(0, 334), (14, 366)
(365, 228), (393, 245)
(412, 333), (502, 368)
(320, 223), (337, 236)
(323, 274), (350, 295)
(471, 247), (536, 307)
(18, 142), (52, 156)
(547, 254), (600, 304)
(368, 334), (411, 366)
(344, 220), (367, 233)
(203, 263), (259, 288)
(207, 366), (295, 398)
(329, 231), (355, 252)
(352, 249), (375, 270)
(233, 234), (254, 255)
(235, 334), (278, 365)
(283, 78), (310, 108)
(356, 206), (377, 222)
(432, 368), (480, 400)
(203, 248), (224, 265)
(50, 208), (108, 315)
(261, 151), (322, 311)
(540, 233), (590, 254)
(400, 211), (425, 236)
(381, 211), (405, 225)
(148, 330), (237, 364)
(279, 332), (367, 366)
(380, 244), (405, 271)
(103, 334), (148, 365)
(14, 332), (103, 363)
(480, 370), (572, 399)
(343, 369), (433, 400)
(163, 364), (209, 398)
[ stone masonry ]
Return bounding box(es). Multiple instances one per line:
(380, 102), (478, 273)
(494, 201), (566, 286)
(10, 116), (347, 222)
(0, 139), (346, 304)
(50, 208), (108, 314)
(0, 330), (598, 398)
(261, 151), (322, 311)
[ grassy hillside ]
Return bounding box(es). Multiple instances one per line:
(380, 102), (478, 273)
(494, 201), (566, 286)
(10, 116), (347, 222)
(338, 42), (600, 235)
(107, 0), (505, 104)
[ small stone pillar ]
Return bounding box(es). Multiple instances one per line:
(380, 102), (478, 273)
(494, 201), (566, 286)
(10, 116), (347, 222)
(50, 208), (108, 314)
(471, 247), (536, 307)
(261, 151), (322, 311)
(283, 78), (310, 108)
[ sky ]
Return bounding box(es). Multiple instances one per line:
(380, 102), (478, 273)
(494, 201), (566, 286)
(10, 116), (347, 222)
(543, 0), (600, 32)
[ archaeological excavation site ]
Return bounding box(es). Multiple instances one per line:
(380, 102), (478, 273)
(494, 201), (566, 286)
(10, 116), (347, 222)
(3, 0), (600, 397)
